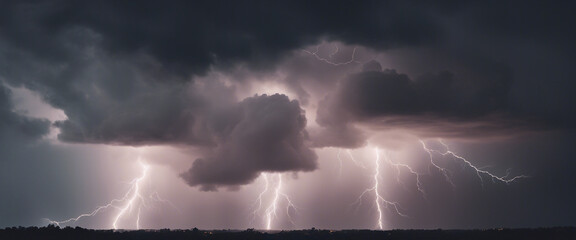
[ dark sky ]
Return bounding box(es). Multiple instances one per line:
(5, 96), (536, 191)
(0, 0), (575, 230)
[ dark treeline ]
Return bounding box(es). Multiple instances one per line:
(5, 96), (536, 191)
(1, 225), (575, 240)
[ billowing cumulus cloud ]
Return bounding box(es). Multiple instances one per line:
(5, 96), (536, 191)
(181, 94), (317, 191)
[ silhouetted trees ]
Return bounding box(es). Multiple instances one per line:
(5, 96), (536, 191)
(0, 226), (575, 240)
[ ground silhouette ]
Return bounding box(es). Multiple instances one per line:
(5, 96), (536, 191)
(1, 225), (575, 240)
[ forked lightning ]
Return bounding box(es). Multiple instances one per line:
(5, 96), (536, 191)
(251, 173), (297, 230)
(46, 158), (176, 229)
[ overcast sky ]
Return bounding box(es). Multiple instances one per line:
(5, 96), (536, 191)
(1, 0), (575, 230)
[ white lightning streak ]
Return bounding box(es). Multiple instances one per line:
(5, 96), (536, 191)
(346, 150), (367, 169)
(252, 173), (297, 230)
(420, 139), (528, 187)
(46, 158), (175, 229)
(328, 43), (340, 59)
(373, 149), (384, 229)
(136, 207), (142, 230)
(265, 175), (281, 230)
(149, 191), (180, 212)
(353, 148), (406, 230)
(251, 173), (270, 224)
(112, 161), (148, 229)
(302, 45), (361, 66)
(420, 140), (456, 187)
(381, 151), (426, 199)
(337, 149), (343, 178)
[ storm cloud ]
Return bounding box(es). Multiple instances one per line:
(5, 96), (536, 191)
(0, 84), (50, 141)
(313, 60), (552, 147)
(181, 94), (316, 191)
(0, 0), (448, 190)
(0, 0), (575, 207)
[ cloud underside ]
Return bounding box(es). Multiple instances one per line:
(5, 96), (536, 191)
(312, 66), (545, 148)
(0, 0), (573, 190)
(0, 85), (50, 141)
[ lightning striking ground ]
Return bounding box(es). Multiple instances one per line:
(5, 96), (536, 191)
(250, 173), (270, 225)
(111, 161), (148, 229)
(348, 141), (527, 229)
(251, 173), (297, 230)
(46, 158), (175, 229)
(352, 148), (406, 230)
(300, 42), (530, 230)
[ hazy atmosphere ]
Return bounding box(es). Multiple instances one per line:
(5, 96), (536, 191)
(1, 0), (575, 230)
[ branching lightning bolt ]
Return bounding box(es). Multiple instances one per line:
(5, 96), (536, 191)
(381, 151), (426, 199)
(45, 158), (176, 229)
(420, 140), (456, 187)
(420, 139), (528, 187)
(251, 173), (270, 224)
(265, 174), (297, 230)
(251, 173), (297, 230)
(111, 161), (148, 229)
(328, 43), (340, 59)
(346, 149), (367, 169)
(348, 142), (528, 229)
(302, 44), (361, 66)
(352, 148), (406, 230)
(337, 149), (344, 178)
(337, 148), (367, 178)
(305, 41), (528, 230)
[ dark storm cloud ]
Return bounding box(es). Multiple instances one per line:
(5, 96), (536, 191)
(181, 94), (317, 191)
(1, 0), (327, 189)
(1, 40), (223, 146)
(459, 1), (576, 45)
(1, 0), (450, 77)
(0, 84), (50, 140)
(313, 61), (547, 147)
(1, 0), (575, 193)
(0, 0), (447, 145)
(0, 0), (449, 190)
(322, 66), (510, 119)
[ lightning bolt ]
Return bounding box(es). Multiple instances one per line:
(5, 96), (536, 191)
(251, 173), (270, 224)
(353, 148), (406, 230)
(337, 149), (367, 180)
(111, 160), (148, 229)
(302, 44), (361, 66)
(381, 151), (426, 199)
(420, 139), (528, 187)
(305, 42), (528, 230)
(251, 173), (297, 230)
(45, 158), (176, 229)
(337, 149), (343, 178)
(349, 142), (527, 229)
(328, 43), (340, 59)
(346, 149), (367, 169)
